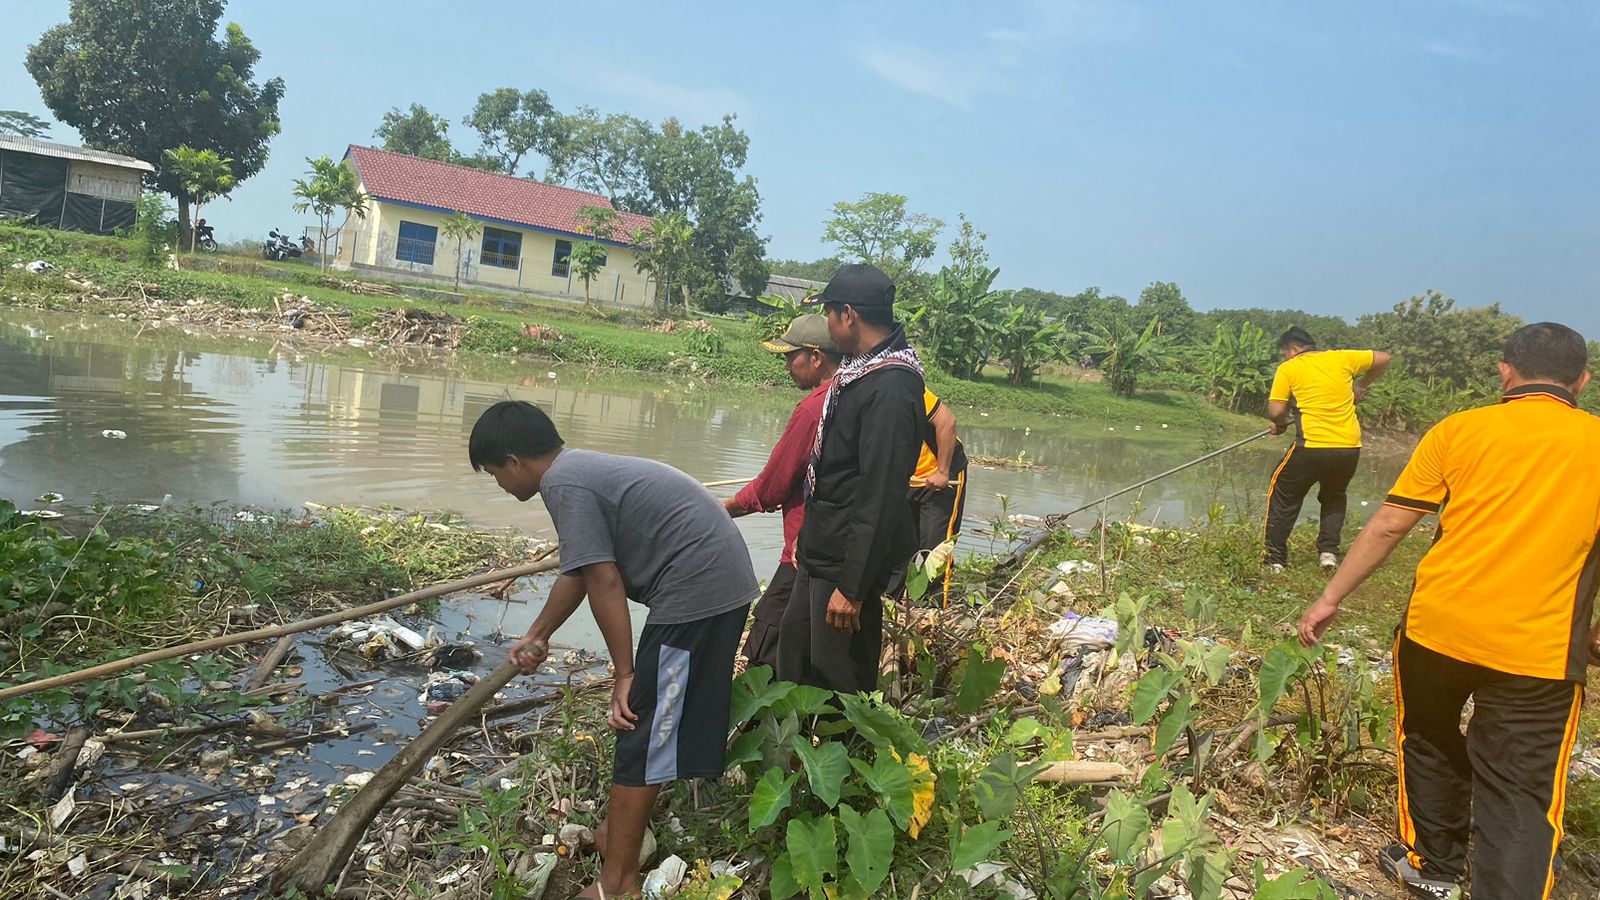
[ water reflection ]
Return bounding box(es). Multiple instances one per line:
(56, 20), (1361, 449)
(0, 312), (1407, 588)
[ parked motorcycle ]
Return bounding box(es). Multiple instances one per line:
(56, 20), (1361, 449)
(194, 219), (217, 252)
(263, 229), (304, 262)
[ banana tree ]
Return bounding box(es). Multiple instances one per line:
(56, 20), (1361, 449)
(1080, 315), (1178, 397)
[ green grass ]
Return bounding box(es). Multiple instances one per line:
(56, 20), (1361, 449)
(975, 516), (1429, 653)
(0, 223), (1253, 431)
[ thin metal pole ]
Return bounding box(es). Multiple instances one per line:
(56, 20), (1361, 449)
(1044, 429), (1272, 527)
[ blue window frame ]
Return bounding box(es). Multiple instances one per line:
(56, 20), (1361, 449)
(552, 240), (571, 277)
(481, 227), (522, 269)
(395, 221), (437, 265)
(552, 240), (606, 277)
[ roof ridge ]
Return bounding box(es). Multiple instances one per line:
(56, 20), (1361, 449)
(347, 144), (632, 211)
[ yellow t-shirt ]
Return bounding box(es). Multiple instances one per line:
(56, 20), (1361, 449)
(1386, 385), (1600, 681)
(1268, 349), (1375, 449)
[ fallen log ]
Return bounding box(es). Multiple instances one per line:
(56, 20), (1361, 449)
(1032, 760), (1130, 784)
(0, 554), (559, 702)
(271, 660), (524, 894)
(42, 726), (89, 799)
(247, 635), (296, 691)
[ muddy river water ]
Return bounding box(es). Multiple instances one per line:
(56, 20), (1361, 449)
(0, 310), (1408, 653)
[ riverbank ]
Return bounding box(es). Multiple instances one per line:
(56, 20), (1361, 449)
(5, 496), (1597, 898)
(0, 225), (1256, 435)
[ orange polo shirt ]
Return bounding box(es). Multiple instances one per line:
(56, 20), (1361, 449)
(1387, 384), (1600, 681)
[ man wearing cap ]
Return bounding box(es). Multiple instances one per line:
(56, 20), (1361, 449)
(1298, 323), (1600, 898)
(778, 263), (925, 694)
(724, 315), (842, 669)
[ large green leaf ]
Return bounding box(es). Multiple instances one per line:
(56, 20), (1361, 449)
(730, 665), (796, 728)
(1131, 667), (1181, 724)
(1153, 692), (1197, 757)
(955, 652), (1006, 715)
(726, 729), (764, 768)
(786, 814), (838, 892)
(865, 753), (915, 831)
(1254, 863), (1333, 900)
(1004, 716), (1046, 745)
(762, 710), (802, 772)
(839, 804), (895, 895)
(1185, 848), (1232, 900)
(774, 684), (835, 718)
(1256, 643), (1301, 717)
(951, 820), (1011, 871)
(1101, 790), (1152, 862)
(837, 694), (928, 753)
(769, 851), (801, 900)
(790, 736), (851, 809)
(974, 753), (1035, 821)
(1180, 638), (1232, 687)
(749, 768), (799, 833)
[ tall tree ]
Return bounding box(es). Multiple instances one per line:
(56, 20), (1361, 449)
(569, 205), (620, 307)
(1134, 281), (1199, 344)
(291, 156), (368, 273)
(464, 87), (564, 178)
(164, 146), (235, 254)
(547, 107), (653, 210)
(439, 212), (480, 291)
(766, 257), (844, 283)
(632, 211), (696, 313)
(1355, 290), (1521, 390)
(823, 192), (944, 281)
(374, 104), (454, 161)
(638, 116), (768, 310)
(0, 110), (49, 138)
(27, 0), (284, 242)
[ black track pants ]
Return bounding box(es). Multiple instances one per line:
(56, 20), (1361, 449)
(1393, 636), (1583, 898)
(1263, 445), (1360, 565)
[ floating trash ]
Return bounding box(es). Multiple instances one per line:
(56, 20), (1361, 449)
(101, 429), (128, 439)
(19, 509), (64, 520)
(35, 492), (63, 504)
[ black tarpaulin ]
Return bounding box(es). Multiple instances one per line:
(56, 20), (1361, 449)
(0, 149), (68, 227)
(61, 191), (104, 233)
(99, 198), (135, 234)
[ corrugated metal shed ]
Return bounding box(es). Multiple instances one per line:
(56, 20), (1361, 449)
(0, 134), (155, 173)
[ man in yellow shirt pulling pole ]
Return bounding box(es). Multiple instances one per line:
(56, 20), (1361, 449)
(1298, 323), (1600, 899)
(1264, 327), (1390, 572)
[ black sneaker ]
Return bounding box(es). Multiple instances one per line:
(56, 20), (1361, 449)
(1378, 845), (1462, 899)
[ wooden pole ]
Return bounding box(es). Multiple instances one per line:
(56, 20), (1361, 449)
(0, 554), (560, 703)
(271, 660), (524, 893)
(700, 476), (756, 489)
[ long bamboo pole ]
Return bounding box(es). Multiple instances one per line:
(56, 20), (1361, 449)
(0, 553), (560, 702)
(271, 660), (524, 893)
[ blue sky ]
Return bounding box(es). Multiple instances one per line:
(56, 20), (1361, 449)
(3, 0), (1598, 332)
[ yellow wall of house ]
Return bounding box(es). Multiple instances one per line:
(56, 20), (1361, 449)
(337, 194), (655, 308)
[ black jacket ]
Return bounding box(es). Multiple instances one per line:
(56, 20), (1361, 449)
(797, 334), (925, 603)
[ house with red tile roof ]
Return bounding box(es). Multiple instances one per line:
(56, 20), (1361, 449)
(331, 145), (658, 307)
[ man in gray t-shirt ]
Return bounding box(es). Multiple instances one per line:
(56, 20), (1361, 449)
(541, 448), (757, 625)
(469, 401), (756, 900)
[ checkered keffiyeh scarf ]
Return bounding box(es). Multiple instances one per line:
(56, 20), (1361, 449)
(805, 325), (924, 498)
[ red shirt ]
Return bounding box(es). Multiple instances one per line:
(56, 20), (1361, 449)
(734, 381), (829, 564)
